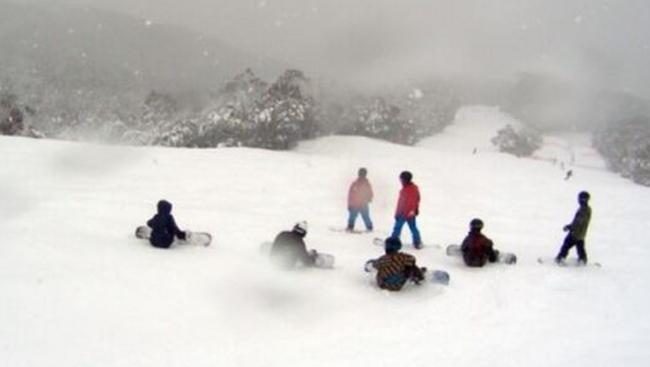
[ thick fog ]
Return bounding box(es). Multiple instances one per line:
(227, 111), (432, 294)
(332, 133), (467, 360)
(23, 0), (649, 96)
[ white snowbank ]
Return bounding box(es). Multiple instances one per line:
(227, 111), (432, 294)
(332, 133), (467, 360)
(1, 106), (649, 367)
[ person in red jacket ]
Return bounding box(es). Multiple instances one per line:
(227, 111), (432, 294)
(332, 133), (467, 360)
(461, 218), (499, 267)
(347, 167), (374, 232)
(390, 171), (422, 248)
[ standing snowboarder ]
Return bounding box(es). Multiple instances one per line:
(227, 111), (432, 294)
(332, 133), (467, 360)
(390, 171), (422, 248)
(146, 200), (187, 249)
(555, 191), (592, 265)
(460, 218), (499, 267)
(370, 237), (425, 291)
(347, 167), (374, 232)
(270, 221), (318, 268)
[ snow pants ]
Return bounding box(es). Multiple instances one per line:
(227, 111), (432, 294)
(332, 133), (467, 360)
(347, 205), (373, 231)
(556, 234), (587, 262)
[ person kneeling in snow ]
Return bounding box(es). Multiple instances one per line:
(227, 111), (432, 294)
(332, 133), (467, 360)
(372, 237), (425, 291)
(461, 218), (499, 267)
(146, 200), (187, 249)
(270, 221), (317, 268)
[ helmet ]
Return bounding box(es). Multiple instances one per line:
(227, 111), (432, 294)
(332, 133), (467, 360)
(399, 171), (413, 183)
(469, 218), (484, 231)
(384, 237), (402, 254)
(293, 221), (308, 237)
(578, 191), (590, 201)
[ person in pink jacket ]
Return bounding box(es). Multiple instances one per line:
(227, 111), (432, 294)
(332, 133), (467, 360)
(347, 168), (374, 232)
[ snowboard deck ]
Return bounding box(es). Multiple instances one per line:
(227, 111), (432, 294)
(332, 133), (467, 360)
(135, 225), (212, 247)
(537, 257), (601, 268)
(364, 259), (450, 286)
(446, 244), (517, 265)
(372, 237), (441, 250)
(259, 241), (335, 269)
(328, 226), (370, 234)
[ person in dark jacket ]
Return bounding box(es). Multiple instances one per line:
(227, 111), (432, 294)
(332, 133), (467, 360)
(372, 237), (425, 291)
(555, 191), (592, 265)
(461, 218), (499, 267)
(146, 200), (186, 249)
(270, 221), (317, 268)
(347, 167), (374, 232)
(390, 171), (422, 248)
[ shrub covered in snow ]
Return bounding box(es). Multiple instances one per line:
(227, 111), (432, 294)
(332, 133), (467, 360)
(491, 124), (542, 157)
(348, 97), (417, 145)
(0, 90), (42, 138)
(594, 115), (650, 186)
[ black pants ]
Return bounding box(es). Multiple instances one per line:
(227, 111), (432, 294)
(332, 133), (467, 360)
(556, 234), (587, 262)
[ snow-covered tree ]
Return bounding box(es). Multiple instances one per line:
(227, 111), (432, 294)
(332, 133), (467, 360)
(594, 115), (650, 186)
(351, 97), (416, 145)
(491, 124), (542, 157)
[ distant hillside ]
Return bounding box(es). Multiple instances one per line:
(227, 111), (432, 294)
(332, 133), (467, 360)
(0, 1), (286, 112)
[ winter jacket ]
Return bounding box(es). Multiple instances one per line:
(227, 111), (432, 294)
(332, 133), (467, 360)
(348, 177), (374, 209)
(270, 230), (314, 268)
(461, 231), (497, 267)
(567, 205), (591, 240)
(374, 252), (424, 291)
(395, 182), (420, 219)
(146, 200), (186, 248)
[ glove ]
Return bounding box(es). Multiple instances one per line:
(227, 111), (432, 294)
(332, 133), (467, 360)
(178, 231), (187, 240)
(563, 225), (571, 232)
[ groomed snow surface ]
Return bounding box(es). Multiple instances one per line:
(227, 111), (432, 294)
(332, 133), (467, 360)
(1, 106), (648, 367)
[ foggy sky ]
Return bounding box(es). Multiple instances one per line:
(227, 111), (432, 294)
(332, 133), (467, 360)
(18, 0), (650, 96)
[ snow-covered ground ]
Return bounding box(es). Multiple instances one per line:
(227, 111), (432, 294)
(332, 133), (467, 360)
(1, 106), (649, 367)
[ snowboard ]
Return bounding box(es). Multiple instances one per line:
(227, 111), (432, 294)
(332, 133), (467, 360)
(372, 237), (441, 250)
(259, 241), (335, 269)
(135, 225), (212, 247)
(364, 259), (450, 286)
(446, 244), (517, 265)
(329, 226), (369, 234)
(537, 257), (601, 268)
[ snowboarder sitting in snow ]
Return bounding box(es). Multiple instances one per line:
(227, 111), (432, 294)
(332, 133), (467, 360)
(347, 167), (374, 232)
(555, 191), (592, 265)
(461, 218), (499, 267)
(372, 237), (425, 291)
(146, 200), (187, 249)
(270, 221), (317, 268)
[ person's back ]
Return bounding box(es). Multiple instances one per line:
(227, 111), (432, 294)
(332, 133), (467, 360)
(147, 200), (185, 248)
(374, 237), (424, 291)
(569, 202), (591, 241)
(270, 222), (314, 268)
(461, 219), (497, 267)
(348, 177), (373, 209)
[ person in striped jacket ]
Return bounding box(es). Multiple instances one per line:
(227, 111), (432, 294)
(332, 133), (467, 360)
(372, 237), (425, 291)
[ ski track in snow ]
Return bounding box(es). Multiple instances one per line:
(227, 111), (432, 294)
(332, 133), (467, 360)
(1, 106), (649, 366)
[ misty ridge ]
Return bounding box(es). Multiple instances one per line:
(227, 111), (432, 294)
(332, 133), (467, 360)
(1, 0), (649, 184)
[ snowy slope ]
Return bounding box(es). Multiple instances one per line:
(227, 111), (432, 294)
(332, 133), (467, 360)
(1, 106), (649, 367)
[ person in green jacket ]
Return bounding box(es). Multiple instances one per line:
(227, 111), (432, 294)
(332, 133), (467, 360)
(555, 191), (592, 265)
